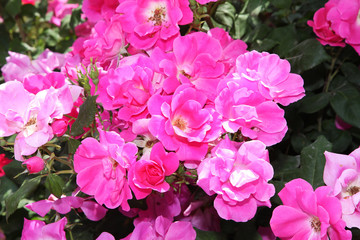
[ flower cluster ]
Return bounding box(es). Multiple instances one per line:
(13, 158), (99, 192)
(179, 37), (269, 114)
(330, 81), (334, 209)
(308, 0), (360, 55)
(10, 0), (360, 239)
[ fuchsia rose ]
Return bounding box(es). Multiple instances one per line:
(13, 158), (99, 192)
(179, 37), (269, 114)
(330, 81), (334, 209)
(23, 156), (44, 173)
(128, 142), (179, 199)
(197, 137), (275, 222)
(215, 80), (287, 146)
(123, 216), (196, 240)
(207, 28), (248, 73)
(234, 50), (305, 106)
(82, 0), (120, 22)
(73, 15), (126, 69)
(97, 55), (159, 123)
(116, 0), (193, 51)
(270, 178), (352, 240)
(21, 217), (67, 240)
(326, 0), (360, 55)
(307, 2), (346, 47)
(324, 148), (360, 228)
(196, 0), (218, 4)
(148, 85), (222, 163)
(47, 0), (79, 27)
(74, 129), (138, 209)
(26, 194), (107, 221)
(0, 154), (12, 177)
(151, 32), (225, 100)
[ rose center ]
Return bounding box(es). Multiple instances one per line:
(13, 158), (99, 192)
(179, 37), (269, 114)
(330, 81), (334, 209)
(148, 7), (166, 26)
(25, 117), (37, 127)
(180, 70), (192, 79)
(310, 216), (321, 232)
(348, 186), (360, 196)
(173, 117), (187, 131)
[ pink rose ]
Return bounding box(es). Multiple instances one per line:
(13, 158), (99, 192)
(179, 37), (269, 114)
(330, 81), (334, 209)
(23, 156), (44, 173)
(270, 178), (352, 240)
(21, 217), (67, 240)
(128, 142), (178, 199)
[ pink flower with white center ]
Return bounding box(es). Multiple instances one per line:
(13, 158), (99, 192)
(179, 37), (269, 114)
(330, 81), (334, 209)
(234, 50), (305, 106)
(21, 217), (67, 240)
(197, 137), (275, 222)
(74, 129), (138, 209)
(1, 49), (65, 82)
(122, 216), (196, 240)
(128, 142), (178, 199)
(327, 0), (360, 55)
(0, 81), (68, 160)
(97, 55), (159, 123)
(47, 0), (79, 27)
(151, 32), (225, 100)
(25, 194), (108, 221)
(82, 0), (120, 22)
(148, 85), (222, 163)
(307, 2), (346, 47)
(324, 148), (360, 228)
(215, 80), (287, 146)
(270, 178), (352, 240)
(116, 0), (193, 51)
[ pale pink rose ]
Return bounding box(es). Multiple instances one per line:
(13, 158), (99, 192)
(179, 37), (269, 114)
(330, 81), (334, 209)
(1, 49), (65, 82)
(307, 3), (346, 47)
(327, 0), (360, 55)
(74, 129), (138, 209)
(82, 0), (120, 22)
(23, 156), (44, 173)
(197, 137), (275, 222)
(0, 81), (68, 160)
(324, 148), (360, 228)
(116, 0), (193, 51)
(234, 50), (305, 106)
(151, 32), (225, 100)
(148, 85), (222, 163)
(123, 216), (196, 240)
(215, 80), (287, 146)
(128, 142), (178, 199)
(47, 0), (79, 27)
(21, 217), (67, 240)
(26, 194), (107, 221)
(270, 178), (352, 240)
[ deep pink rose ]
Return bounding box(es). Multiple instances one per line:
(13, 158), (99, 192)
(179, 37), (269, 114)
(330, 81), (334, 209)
(21, 217), (67, 240)
(23, 156), (44, 173)
(129, 142), (178, 199)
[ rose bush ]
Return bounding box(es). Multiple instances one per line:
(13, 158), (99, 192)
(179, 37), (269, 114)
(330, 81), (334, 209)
(0, 0), (360, 239)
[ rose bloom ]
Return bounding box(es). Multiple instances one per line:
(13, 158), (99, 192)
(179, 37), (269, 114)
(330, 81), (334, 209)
(324, 148), (360, 228)
(128, 142), (179, 199)
(270, 178), (352, 240)
(21, 217), (67, 240)
(23, 156), (44, 174)
(197, 137), (275, 222)
(74, 129), (138, 209)
(0, 154), (12, 177)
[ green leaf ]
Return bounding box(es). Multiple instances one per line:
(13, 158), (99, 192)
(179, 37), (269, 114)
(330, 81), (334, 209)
(232, 14), (249, 39)
(291, 133), (311, 154)
(330, 85), (360, 129)
(268, 25), (297, 57)
(5, 0), (21, 17)
(68, 138), (81, 154)
(298, 92), (330, 114)
(5, 176), (41, 220)
(341, 62), (360, 87)
(214, 2), (236, 30)
(272, 152), (300, 176)
(287, 39), (330, 73)
(45, 174), (65, 198)
(0, 177), (18, 203)
(70, 96), (98, 136)
(195, 228), (224, 240)
(299, 136), (332, 189)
